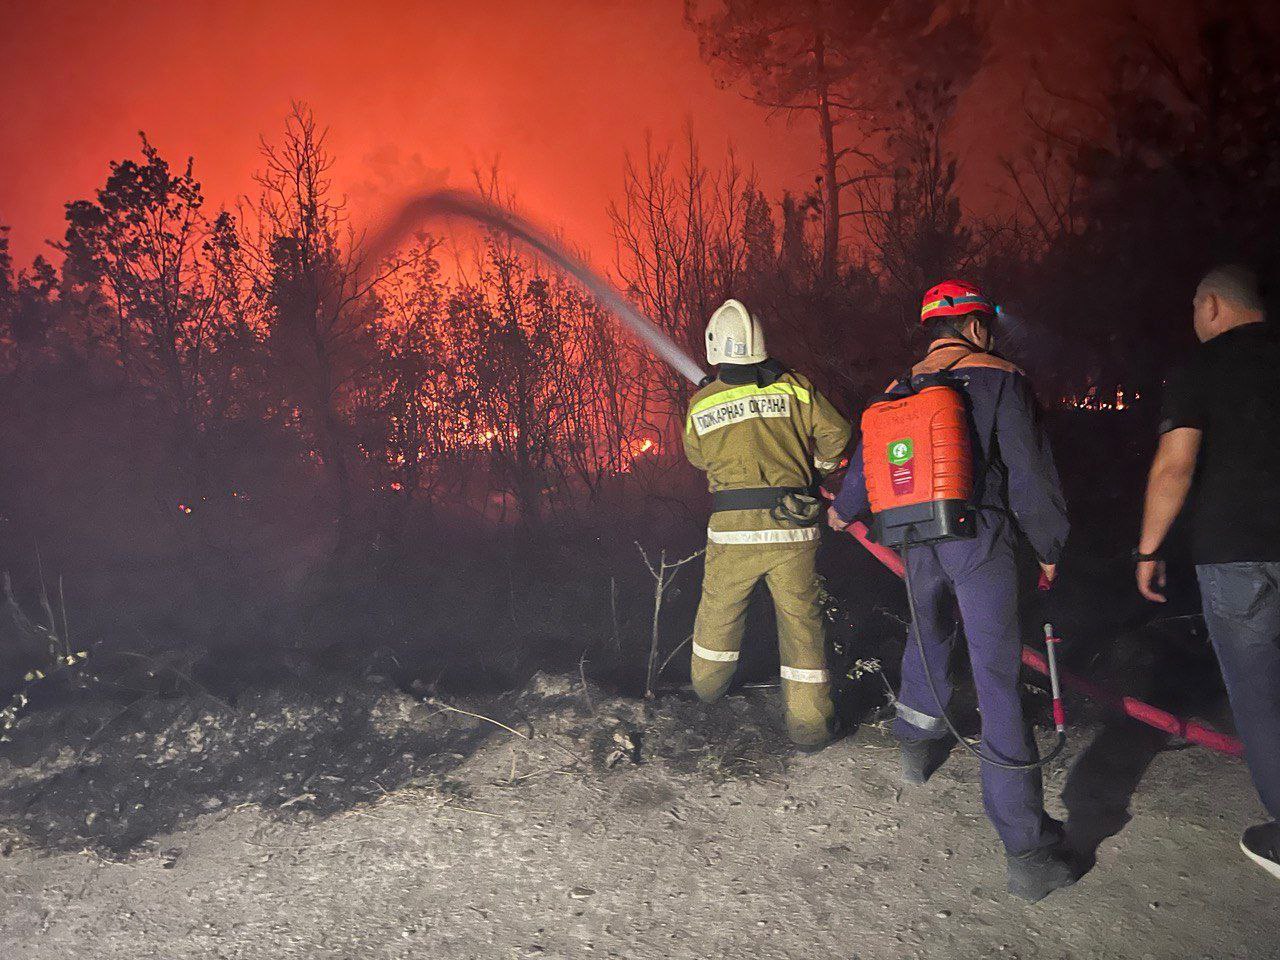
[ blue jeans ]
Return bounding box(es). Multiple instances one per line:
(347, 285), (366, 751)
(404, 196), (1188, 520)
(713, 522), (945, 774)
(1196, 562), (1280, 822)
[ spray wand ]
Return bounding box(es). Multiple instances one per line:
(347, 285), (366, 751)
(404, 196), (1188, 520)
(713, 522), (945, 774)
(1043, 622), (1067, 739)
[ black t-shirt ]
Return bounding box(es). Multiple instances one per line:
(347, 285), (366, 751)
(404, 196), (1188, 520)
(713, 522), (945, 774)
(1159, 322), (1280, 563)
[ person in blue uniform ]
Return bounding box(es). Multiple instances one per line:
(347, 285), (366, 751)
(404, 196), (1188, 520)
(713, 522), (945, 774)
(829, 280), (1075, 902)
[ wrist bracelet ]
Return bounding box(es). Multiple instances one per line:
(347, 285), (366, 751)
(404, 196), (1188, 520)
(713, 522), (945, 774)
(1131, 548), (1161, 562)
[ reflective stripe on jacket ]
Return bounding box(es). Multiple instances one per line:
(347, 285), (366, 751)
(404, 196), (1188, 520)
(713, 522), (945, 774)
(683, 365), (852, 540)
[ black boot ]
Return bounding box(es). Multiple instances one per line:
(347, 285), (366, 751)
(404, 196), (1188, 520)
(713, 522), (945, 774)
(1240, 822), (1280, 881)
(899, 737), (950, 785)
(1006, 842), (1079, 903)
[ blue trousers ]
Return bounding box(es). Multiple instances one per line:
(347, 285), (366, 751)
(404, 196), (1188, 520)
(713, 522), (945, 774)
(894, 515), (1053, 855)
(1197, 562), (1280, 822)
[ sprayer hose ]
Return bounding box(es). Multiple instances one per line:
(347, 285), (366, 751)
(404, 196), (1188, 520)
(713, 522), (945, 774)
(900, 526), (1066, 771)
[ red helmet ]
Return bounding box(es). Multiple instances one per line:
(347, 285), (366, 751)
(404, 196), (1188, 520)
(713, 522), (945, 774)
(920, 280), (997, 325)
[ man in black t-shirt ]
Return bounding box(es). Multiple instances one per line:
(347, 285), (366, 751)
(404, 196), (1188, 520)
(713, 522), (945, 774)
(1136, 264), (1280, 882)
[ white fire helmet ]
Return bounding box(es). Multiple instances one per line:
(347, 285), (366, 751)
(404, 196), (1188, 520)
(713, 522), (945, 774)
(705, 298), (767, 365)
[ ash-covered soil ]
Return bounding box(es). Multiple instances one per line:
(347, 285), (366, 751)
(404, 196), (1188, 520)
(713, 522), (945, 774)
(0, 673), (493, 855)
(0, 671), (803, 859)
(0, 671), (1274, 960)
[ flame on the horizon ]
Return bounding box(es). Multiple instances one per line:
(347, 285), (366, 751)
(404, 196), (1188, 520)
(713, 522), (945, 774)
(1061, 386), (1139, 412)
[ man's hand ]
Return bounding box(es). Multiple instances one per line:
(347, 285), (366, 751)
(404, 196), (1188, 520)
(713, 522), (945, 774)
(1136, 559), (1168, 603)
(1036, 562), (1065, 627)
(1038, 561), (1057, 587)
(827, 506), (850, 532)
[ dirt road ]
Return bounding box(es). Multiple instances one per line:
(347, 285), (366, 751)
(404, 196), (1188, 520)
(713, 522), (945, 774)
(0, 678), (1274, 959)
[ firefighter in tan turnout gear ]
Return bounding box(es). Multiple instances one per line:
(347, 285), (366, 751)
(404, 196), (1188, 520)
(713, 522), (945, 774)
(683, 299), (853, 749)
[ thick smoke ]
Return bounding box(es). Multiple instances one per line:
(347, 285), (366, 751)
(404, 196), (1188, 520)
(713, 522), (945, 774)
(361, 189), (707, 385)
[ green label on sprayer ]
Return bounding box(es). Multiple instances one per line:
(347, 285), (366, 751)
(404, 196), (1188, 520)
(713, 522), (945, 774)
(888, 438), (914, 465)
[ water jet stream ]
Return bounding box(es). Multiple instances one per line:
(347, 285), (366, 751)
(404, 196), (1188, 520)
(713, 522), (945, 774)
(362, 189), (707, 385)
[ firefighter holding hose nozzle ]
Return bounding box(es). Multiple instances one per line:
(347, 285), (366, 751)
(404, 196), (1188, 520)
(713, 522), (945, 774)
(829, 281), (1077, 902)
(683, 299), (852, 752)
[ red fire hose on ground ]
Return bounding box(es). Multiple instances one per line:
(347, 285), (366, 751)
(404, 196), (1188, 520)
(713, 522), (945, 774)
(842, 519), (1244, 758)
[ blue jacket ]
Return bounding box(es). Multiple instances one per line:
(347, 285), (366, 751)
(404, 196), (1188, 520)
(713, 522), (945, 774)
(832, 341), (1070, 565)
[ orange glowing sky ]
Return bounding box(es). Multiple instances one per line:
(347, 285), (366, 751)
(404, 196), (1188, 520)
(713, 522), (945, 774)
(0, 0), (827, 266)
(1, 0), (1145, 269)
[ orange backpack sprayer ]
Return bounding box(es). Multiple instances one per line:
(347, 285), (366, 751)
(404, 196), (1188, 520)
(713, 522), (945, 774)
(860, 283), (1068, 770)
(860, 380), (975, 548)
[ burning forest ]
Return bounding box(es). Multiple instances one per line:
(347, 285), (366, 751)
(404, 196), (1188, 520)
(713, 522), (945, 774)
(2, 2), (1279, 958)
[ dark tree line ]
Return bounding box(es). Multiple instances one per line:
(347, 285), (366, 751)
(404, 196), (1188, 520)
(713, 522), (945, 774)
(1, 104), (681, 559)
(3, 4), (1280, 563)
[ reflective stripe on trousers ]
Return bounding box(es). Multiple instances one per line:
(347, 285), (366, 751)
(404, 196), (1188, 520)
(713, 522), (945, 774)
(895, 699), (947, 733)
(781, 665), (829, 683)
(692, 641), (740, 663)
